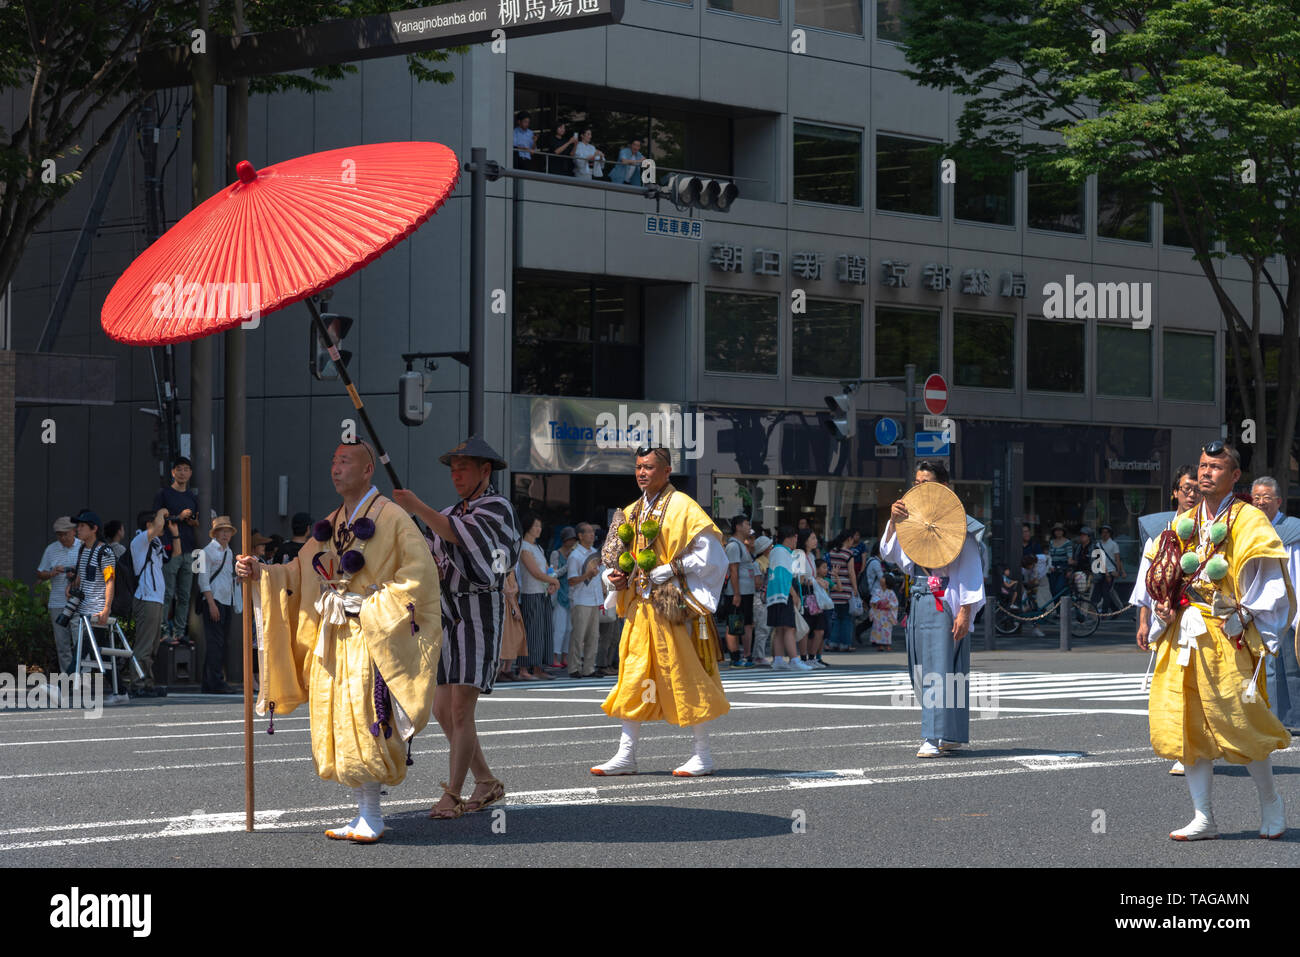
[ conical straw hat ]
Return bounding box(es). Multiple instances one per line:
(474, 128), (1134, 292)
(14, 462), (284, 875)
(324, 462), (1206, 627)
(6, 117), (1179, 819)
(896, 481), (966, 569)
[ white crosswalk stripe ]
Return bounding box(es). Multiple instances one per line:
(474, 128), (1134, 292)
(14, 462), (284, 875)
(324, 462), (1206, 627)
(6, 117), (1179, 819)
(522, 669), (1152, 703)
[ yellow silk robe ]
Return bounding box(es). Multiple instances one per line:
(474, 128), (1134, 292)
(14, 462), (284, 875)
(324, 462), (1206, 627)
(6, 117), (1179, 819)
(601, 490), (730, 727)
(1150, 501), (1296, 764)
(254, 497), (442, 787)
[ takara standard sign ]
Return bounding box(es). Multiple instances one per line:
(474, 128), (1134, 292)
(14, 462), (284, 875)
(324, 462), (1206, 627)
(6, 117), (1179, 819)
(512, 396), (686, 474)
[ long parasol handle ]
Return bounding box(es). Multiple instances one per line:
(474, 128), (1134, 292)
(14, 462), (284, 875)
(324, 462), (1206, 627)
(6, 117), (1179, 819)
(304, 298), (403, 491)
(241, 454), (255, 831)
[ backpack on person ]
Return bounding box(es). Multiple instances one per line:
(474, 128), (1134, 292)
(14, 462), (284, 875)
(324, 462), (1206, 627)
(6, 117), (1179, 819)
(858, 555), (883, 599)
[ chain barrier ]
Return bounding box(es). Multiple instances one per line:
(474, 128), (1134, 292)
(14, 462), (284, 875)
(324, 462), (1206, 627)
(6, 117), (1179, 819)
(995, 598), (1062, 623)
(997, 596), (1135, 622)
(1079, 603), (1136, 619)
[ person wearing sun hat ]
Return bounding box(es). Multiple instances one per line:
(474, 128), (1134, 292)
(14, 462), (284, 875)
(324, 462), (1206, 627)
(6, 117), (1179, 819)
(198, 515), (242, 694)
(236, 440), (443, 843)
(392, 435), (520, 820)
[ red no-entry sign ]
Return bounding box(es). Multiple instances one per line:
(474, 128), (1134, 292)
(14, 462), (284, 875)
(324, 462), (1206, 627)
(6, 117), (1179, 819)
(923, 373), (948, 415)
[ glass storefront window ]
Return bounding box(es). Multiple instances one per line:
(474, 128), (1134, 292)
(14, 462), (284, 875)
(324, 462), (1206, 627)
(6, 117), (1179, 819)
(953, 312), (1014, 390)
(793, 299), (862, 379)
(1026, 318), (1085, 393)
(1096, 324), (1151, 397)
(1162, 330), (1215, 402)
(705, 291), (779, 376)
(874, 306), (940, 379)
(795, 0), (863, 35)
(1025, 485), (1160, 578)
(876, 134), (939, 217)
(794, 122), (863, 207)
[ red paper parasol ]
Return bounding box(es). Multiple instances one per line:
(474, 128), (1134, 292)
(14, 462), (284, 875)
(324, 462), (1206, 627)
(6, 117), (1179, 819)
(101, 141), (460, 344)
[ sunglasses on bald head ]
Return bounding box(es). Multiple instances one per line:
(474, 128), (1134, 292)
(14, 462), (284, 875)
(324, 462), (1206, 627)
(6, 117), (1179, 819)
(1202, 440), (1226, 456)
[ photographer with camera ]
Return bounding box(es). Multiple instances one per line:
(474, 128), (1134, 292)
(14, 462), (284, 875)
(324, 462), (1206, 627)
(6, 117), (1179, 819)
(66, 510), (117, 690)
(36, 516), (81, 674)
(125, 508), (170, 698)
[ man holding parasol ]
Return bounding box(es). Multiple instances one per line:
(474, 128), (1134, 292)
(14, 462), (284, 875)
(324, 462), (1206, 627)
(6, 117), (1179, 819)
(880, 460), (986, 759)
(235, 441), (442, 843)
(591, 446), (730, 777)
(1143, 441), (1296, 841)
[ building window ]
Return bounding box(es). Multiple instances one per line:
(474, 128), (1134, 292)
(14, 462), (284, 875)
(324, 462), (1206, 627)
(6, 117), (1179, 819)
(1096, 325), (1151, 397)
(874, 306), (939, 378)
(953, 153), (1014, 226)
(794, 122), (862, 207)
(706, 291), (779, 375)
(708, 0), (780, 20)
(1163, 330), (1215, 402)
(953, 313), (1014, 390)
(793, 299), (862, 379)
(1027, 167), (1084, 234)
(1097, 176), (1152, 242)
(513, 278), (643, 398)
(876, 0), (910, 41)
(876, 134), (939, 217)
(1026, 318), (1085, 393)
(1162, 200), (1212, 249)
(795, 0), (862, 34)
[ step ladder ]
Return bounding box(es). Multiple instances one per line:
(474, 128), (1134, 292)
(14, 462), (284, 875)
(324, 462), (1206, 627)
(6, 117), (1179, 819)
(72, 616), (144, 697)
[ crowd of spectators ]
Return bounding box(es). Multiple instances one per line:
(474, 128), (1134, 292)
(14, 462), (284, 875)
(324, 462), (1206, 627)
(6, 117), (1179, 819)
(513, 111), (646, 184)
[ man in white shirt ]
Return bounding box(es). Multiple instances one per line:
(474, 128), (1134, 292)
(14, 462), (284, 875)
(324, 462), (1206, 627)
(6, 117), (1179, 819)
(197, 515), (242, 694)
(36, 516), (81, 674)
(567, 523), (603, 678)
(1251, 476), (1300, 730)
(126, 508), (170, 697)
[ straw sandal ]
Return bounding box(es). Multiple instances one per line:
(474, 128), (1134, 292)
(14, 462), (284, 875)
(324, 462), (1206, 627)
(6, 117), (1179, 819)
(429, 782), (468, 820)
(466, 778), (506, 813)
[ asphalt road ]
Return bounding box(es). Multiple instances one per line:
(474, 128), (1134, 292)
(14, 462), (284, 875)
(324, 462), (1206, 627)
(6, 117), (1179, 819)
(5, 612), (1300, 870)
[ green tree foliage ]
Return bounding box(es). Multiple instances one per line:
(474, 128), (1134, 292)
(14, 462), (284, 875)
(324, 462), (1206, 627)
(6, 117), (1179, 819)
(0, 0), (460, 301)
(0, 579), (55, 674)
(899, 0), (1300, 490)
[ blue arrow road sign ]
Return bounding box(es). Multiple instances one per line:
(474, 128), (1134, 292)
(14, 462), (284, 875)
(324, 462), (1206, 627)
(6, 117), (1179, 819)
(914, 431), (951, 456)
(875, 417), (899, 446)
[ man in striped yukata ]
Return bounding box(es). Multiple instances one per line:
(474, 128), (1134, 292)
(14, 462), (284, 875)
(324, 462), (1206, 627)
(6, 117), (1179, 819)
(393, 436), (520, 819)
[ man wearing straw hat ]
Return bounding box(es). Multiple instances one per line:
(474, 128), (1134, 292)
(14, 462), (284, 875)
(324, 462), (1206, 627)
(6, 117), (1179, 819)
(880, 460), (986, 759)
(237, 441), (442, 843)
(198, 514), (242, 694)
(393, 436), (520, 819)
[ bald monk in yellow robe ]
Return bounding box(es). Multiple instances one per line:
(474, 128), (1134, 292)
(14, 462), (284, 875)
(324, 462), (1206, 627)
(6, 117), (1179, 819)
(237, 442), (441, 843)
(593, 447), (730, 777)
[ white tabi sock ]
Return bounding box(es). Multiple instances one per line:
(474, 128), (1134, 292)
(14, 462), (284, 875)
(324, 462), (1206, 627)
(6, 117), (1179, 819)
(1247, 757), (1285, 837)
(326, 787), (361, 840)
(351, 781), (384, 841)
(592, 719), (639, 775)
(1170, 759), (1217, 840)
(674, 722), (715, 776)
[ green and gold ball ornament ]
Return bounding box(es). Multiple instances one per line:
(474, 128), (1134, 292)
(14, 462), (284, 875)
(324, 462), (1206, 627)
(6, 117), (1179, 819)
(1209, 522), (1227, 545)
(1176, 517), (1195, 541)
(1205, 555), (1229, 581)
(639, 519), (660, 544)
(618, 551), (636, 574)
(1180, 552), (1201, 575)
(618, 522), (635, 546)
(636, 548), (657, 571)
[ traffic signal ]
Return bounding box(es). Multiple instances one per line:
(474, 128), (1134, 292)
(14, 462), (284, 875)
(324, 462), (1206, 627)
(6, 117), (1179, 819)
(824, 385), (858, 440)
(398, 369), (432, 426)
(311, 313), (353, 380)
(663, 174), (739, 213)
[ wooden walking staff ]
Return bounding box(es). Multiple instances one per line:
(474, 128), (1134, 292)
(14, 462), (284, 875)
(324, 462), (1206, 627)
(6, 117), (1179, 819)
(241, 454), (255, 831)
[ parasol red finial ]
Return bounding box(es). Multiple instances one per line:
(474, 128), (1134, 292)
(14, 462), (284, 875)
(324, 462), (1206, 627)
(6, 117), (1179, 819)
(235, 160), (258, 184)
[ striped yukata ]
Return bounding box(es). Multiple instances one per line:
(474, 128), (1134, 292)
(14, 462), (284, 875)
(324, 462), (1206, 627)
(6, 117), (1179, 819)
(428, 485), (520, 693)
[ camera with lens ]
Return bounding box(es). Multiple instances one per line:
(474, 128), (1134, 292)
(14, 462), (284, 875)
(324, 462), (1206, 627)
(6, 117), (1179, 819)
(56, 583), (85, 628)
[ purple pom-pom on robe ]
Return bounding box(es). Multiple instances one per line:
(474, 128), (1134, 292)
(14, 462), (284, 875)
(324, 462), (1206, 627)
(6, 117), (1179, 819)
(352, 517), (376, 540)
(340, 549), (365, 575)
(312, 519), (333, 542)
